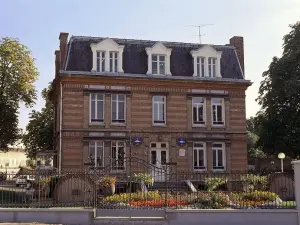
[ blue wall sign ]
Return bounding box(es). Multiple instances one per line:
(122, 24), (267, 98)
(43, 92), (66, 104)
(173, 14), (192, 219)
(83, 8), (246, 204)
(177, 137), (187, 146)
(133, 137), (143, 145)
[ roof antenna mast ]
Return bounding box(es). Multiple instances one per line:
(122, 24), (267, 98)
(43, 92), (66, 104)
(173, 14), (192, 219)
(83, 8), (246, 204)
(187, 24), (214, 44)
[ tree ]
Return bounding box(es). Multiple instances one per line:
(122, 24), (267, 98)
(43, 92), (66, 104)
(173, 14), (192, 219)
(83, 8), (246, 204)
(246, 117), (266, 158)
(0, 37), (38, 151)
(22, 85), (54, 159)
(256, 22), (300, 158)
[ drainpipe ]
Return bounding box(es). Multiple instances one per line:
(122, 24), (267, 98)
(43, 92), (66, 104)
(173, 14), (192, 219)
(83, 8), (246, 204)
(59, 82), (63, 174)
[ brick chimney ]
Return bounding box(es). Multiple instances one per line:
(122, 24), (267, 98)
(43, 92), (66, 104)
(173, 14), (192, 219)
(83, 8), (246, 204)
(54, 50), (60, 76)
(230, 36), (244, 75)
(59, 32), (69, 70)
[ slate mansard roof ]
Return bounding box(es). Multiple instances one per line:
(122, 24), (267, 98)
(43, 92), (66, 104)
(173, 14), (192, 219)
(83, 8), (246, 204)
(64, 36), (244, 80)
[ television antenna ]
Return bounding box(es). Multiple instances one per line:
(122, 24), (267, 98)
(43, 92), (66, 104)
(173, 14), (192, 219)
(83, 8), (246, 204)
(187, 24), (214, 44)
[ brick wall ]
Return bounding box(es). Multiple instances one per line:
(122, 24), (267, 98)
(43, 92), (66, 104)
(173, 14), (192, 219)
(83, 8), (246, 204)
(57, 76), (249, 172)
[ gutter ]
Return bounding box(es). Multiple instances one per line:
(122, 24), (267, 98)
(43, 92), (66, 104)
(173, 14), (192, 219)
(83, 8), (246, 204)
(59, 82), (63, 174)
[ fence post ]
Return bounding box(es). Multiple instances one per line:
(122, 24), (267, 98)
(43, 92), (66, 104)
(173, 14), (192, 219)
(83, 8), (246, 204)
(292, 160), (300, 225)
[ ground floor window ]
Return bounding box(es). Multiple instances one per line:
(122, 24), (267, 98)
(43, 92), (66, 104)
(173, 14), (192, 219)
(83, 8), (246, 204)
(212, 143), (225, 170)
(193, 142), (206, 171)
(111, 141), (125, 170)
(88, 141), (104, 167)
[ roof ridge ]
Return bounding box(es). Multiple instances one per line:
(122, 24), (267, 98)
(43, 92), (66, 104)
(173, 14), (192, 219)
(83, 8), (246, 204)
(69, 35), (234, 48)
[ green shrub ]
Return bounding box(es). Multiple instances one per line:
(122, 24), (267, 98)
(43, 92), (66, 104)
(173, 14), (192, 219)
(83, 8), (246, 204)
(130, 173), (154, 187)
(240, 174), (268, 191)
(104, 191), (160, 203)
(241, 191), (279, 202)
(204, 177), (228, 191)
(189, 192), (230, 209)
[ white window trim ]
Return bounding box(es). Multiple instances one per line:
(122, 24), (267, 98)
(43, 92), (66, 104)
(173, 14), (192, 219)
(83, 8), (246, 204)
(152, 95), (167, 126)
(192, 97), (206, 127)
(90, 38), (125, 73)
(89, 93), (105, 124)
(212, 142), (226, 172)
(190, 45), (222, 78)
(111, 141), (126, 172)
(88, 141), (104, 167)
(193, 142), (207, 172)
(111, 94), (126, 125)
(146, 42), (172, 76)
(211, 98), (225, 127)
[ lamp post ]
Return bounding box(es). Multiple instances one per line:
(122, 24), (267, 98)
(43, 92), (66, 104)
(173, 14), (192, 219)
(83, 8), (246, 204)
(278, 152), (286, 173)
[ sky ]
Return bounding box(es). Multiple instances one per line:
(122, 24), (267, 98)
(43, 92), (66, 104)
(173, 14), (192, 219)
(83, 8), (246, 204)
(0, 0), (299, 130)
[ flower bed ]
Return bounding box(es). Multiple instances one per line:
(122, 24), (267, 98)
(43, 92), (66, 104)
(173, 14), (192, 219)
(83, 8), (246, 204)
(130, 199), (187, 207)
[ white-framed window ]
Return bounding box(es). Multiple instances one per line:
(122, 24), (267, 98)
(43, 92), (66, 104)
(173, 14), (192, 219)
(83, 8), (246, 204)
(111, 141), (125, 170)
(211, 98), (225, 126)
(109, 52), (118, 72)
(90, 93), (104, 123)
(96, 51), (105, 72)
(88, 141), (104, 167)
(152, 95), (166, 125)
(111, 94), (125, 124)
(152, 55), (165, 75)
(208, 57), (216, 77)
(196, 57), (205, 77)
(191, 45), (222, 77)
(145, 42), (172, 75)
(91, 38), (124, 73)
(212, 143), (226, 171)
(192, 97), (206, 126)
(193, 142), (206, 171)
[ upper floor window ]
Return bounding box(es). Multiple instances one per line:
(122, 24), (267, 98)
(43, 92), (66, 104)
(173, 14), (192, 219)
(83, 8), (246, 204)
(196, 57), (205, 77)
(191, 45), (222, 78)
(193, 142), (206, 171)
(146, 42), (172, 76)
(111, 141), (125, 170)
(111, 94), (125, 124)
(152, 95), (166, 125)
(152, 55), (165, 75)
(109, 52), (118, 72)
(208, 57), (216, 77)
(91, 39), (124, 73)
(192, 97), (206, 126)
(90, 93), (104, 123)
(211, 98), (225, 126)
(89, 141), (104, 167)
(96, 51), (105, 72)
(212, 143), (225, 171)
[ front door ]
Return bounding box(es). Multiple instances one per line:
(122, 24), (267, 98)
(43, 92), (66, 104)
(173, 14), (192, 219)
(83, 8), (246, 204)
(150, 142), (169, 182)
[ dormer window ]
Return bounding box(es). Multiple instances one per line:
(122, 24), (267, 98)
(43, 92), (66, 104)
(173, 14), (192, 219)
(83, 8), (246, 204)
(152, 55), (165, 75)
(191, 45), (222, 78)
(91, 39), (124, 73)
(146, 42), (172, 76)
(208, 57), (216, 77)
(97, 51), (105, 72)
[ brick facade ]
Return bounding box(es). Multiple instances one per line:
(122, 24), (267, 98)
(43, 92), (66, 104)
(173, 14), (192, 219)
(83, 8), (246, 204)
(56, 75), (249, 174)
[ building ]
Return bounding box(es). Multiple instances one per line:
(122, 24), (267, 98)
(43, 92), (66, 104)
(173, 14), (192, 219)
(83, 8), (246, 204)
(0, 148), (29, 176)
(52, 32), (251, 180)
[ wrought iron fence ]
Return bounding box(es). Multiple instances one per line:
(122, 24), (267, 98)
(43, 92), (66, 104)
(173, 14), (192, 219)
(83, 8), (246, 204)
(0, 165), (296, 209)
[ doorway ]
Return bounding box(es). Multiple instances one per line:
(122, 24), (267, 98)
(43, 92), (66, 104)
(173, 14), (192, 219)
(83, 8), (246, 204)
(150, 142), (169, 182)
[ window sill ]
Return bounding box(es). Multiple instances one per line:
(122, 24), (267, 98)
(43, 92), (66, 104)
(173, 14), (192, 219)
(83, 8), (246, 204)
(152, 123), (167, 127)
(212, 169), (226, 173)
(110, 170), (126, 174)
(110, 123), (126, 127)
(193, 169), (207, 172)
(89, 122), (105, 126)
(192, 124), (206, 128)
(212, 124), (225, 128)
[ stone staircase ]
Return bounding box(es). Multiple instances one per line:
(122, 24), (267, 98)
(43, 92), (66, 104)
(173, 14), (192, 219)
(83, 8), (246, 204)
(147, 181), (193, 192)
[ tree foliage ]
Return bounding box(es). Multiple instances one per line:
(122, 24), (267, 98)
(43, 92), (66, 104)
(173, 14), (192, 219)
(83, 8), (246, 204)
(256, 22), (300, 158)
(22, 85), (54, 159)
(0, 37), (38, 151)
